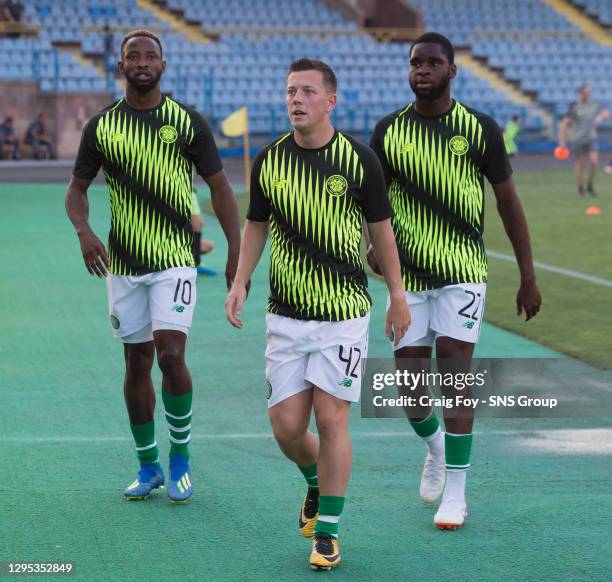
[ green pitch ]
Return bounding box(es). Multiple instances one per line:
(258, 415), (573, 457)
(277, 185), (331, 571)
(1, 183), (610, 581)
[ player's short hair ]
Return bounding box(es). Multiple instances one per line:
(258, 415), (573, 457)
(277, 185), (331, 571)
(410, 32), (454, 65)
(288, 59), (337, 92)
(121, 29), (163, 58)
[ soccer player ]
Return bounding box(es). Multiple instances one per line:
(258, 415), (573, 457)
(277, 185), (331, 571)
(503, 115), (520, 158)
(558, 84), (610, 196)
(65, 29), (241, 503)
(369, 33), (542, 529)
(225, 59), (410, 570)
(190, 188), (216, 275)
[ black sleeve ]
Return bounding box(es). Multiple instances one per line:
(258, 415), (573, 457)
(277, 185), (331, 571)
(359, 145), (394, 223)
(246, 150), (270, 222)
(72, 117), (102, 180)
(482, 118), (513, 185)
(369, 119), (392, 189)
(566, 102), (577, 121)
(186, 112), (223, 178)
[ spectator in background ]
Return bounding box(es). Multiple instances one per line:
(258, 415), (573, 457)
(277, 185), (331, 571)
(103, 24), (115, 83)
(503, 115), (520, 157)
(1, 0), (24, 37)
(25, 112), (56, 159)
(6, 0), (23, 21)
(0, 115), (20, 159)
(558, 84), (610, 197)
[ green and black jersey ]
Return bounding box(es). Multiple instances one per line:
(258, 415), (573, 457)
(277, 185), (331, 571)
(371, 100), (512, 291)
(248, 130), (392, 322)
(73, 96), (222, 275)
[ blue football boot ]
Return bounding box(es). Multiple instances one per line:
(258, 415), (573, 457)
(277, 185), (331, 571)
(167, 455), (193, 503)
(123, 464), (165, 500)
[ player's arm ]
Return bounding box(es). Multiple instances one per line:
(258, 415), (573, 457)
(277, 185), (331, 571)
(558, 115), (571, 148)
(367, 219), (411, 345)
(65, 175), (109, 278)
(366, 120), (393, 275)
(225, 150), (271, 329)
(224, 219), (268, 329)
(492, 178), (541, 321)
(596, 108), (610, 123)
(66, 117), (108, 278)
(202, 169), (241, 289)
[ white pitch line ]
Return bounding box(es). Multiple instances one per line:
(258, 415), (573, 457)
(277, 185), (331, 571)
(487, 250), (612, 288)
(2, 428), (611, 444)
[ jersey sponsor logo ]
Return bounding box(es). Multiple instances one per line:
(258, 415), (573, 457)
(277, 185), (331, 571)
(400, 142), (415, 154)
(272, 179), (287, 190)
(111, 133), (124, 143)
(449, 135), (469, 156)
(326, 175), (348, 197)
(159, 125), (178, 144)
(172, 304), (185, 313)
(110, 315), (120, 329)
(338, 378), (353, 388)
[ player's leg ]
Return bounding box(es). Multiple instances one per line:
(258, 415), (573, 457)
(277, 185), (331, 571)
(308, 388), (350, 571)
(266, 314), (321, 537)
(122, 335), (165, 500)
(587, 147), (599, 196)
(106, 273), (164, 499)
(268, 390), (320, 537)
(149, 267), (197, 502)
(304, 315), (369, 570)
(575, 153), (585, 196)
(392, 291), (445, 502)
(429, 283), (485, 529)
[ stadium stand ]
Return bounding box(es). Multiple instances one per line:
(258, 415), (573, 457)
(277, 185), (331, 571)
(1, 0), (610, 144)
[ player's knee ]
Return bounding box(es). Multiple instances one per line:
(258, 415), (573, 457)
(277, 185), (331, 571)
(124, 346), (154, 377)
(315, 412), (347, 441)
(271, 418), (308, 447)
(156, 348), (184, 376)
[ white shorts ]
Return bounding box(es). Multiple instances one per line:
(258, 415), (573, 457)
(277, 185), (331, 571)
(265, 313), (370, 408)
(106, 267), (197, 343)
(390, 283), (486, 350)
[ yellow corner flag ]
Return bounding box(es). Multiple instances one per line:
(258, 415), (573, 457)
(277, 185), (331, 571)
(221, 106), (251, 191)
(222, 106), (248, 137)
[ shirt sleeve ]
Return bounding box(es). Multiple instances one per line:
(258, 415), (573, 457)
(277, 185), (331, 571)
(246, 150), (271, 222)
(359, 145), (394, 223)
(72, 117), (102, 180)
(482, 118), (513, 185)
(369, 119), (392, 189)
(185, 113), (223, 179)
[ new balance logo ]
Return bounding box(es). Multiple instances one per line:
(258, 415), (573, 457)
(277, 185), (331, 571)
(338, 378), (353, 388)
(111, 133), (124, 143)
(172, 305), (185, 313)
(272, 179), (287, 190)
(401, 143), (415, 154)
(463, 321), (475, 329)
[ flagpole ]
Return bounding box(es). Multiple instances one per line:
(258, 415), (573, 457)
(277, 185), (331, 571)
(243, 107), (250, 193)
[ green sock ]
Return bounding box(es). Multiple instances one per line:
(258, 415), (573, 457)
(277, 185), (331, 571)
(445, 432), (473, 470)
(409, 411), (440, 438)
(130, 420), (160, 467)
(298, 462), (319, 490)
(314, 496), (345, 538)
(162, 389), (192, 461)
